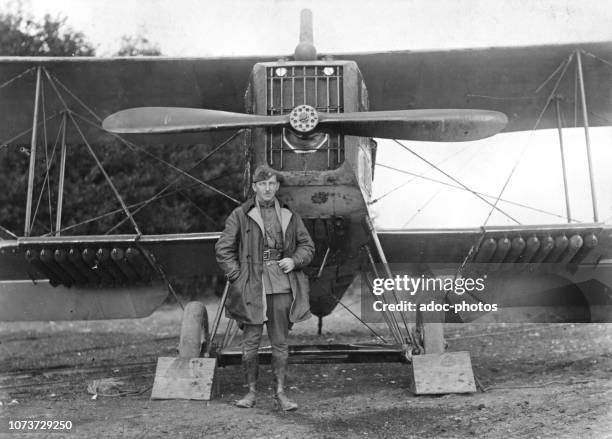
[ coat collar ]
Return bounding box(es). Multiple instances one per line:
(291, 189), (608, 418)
(245, 197), (293, 239)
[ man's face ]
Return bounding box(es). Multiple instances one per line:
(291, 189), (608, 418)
(252, 175), (279, 202)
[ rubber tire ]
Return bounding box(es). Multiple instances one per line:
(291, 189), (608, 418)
(178, 301), (209, 358)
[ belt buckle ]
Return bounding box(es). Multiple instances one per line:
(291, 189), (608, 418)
(263, 249), (271, 261)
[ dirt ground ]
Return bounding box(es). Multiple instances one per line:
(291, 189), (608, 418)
(0, 291), (611, 439)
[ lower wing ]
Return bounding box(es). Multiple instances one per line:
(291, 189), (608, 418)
(0, 233), (220, 321)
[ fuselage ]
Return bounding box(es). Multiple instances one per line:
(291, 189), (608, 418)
(244, 59), (375, 269)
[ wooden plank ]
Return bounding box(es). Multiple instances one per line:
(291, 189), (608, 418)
(151, 357), (217, 400)
(411, 351), (476, 395)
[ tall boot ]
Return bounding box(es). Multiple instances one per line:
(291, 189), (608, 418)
(235, 355), (258, 408)
(272, 356), (298, 411)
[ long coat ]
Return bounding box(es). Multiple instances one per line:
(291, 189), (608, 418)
(215, 197), (315, 325)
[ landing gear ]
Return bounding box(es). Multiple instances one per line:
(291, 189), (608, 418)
(178, 301), (209, 358)
(415, 290), (446, 354)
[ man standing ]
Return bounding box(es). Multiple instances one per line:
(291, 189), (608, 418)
(215, 165), (314, 411)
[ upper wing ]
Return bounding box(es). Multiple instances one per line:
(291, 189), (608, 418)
(0, 56), (265, 145)
(347, 41), (612, 132)
(0, 42), (610, 147)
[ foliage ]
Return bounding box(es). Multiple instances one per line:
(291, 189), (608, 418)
(0, 10), (95, 56)
(116, 35), (162, 56)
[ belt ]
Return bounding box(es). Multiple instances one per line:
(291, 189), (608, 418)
(262, 248), (283, 261)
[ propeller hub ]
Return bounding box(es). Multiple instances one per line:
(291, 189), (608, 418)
(289, 104), (319, 133)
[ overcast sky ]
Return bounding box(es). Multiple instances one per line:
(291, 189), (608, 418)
(3, 0), (611, 228)
(10, 0), (612, 56)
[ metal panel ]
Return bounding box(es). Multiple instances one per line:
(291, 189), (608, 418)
(265, 65), (344, 170)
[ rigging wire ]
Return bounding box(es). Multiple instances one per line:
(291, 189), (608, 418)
(0, 67), (34, 90)
(401, 142), (483, 227)
(72, 112), (243, 223)
(378, 163), (581, 222)
(369, 142), (474, 205)
(333, 297), (389, 344)
(464, 55), (569, 101)
(483, 53), (575, 227)
(453, 52), (576, 280)
(43, 67), (241, 241)
(40, 78), (54, 232)
(47, 72), (102, 123)
(41, 178), (214, 236)
(534, 56), (570, 94)
(70, 110), (241, 206)
(104, 184), (222, 235)
(582, 50), (612, 70)
(42, 67), (143, 236)
(392, 140), (521, 224)
(46, 71), (242, 206)
(0, 112), (60, 152)
(30, 117), (63, 235)
(39, 137), (236, 236)
(69, 112), (142, 235)
(362, 246), (404, 345)
(574, 59), (578, 128)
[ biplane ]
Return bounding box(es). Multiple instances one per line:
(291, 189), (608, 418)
(0, 9), (611, 372)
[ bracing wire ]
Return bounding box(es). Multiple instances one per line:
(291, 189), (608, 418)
(40, 78), (54, 232)
(0, 67), (34, 90)
(46, 71), (242, 206)
(454, 52), (577, 279)
(392, 140), (521, 224)
(377, 163), (581, 223)
(401, 142), (483, 227)
(42, 67), (143, 236)
(369, 142), (474, 205)
(0, 112), (60, 152)
(69, 110), (241, 206)
(482, 53), (575, 228)
(30, 118), (63, 235)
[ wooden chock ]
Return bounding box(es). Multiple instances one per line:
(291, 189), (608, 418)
(151, 357), (217, 400)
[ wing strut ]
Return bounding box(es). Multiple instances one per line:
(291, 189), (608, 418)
(41, 66), (143, 235)
(24, 67), (42, 237)
(554, 97), (572, 223)
(576, 50), (599, 222)
(55, 112), (68, 235)
(362, 244), (405, 345)
(364, 216), (418, 350)
(36, 68), (242, 236)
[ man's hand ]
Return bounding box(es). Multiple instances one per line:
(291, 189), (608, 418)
(278, 258), (295, 274)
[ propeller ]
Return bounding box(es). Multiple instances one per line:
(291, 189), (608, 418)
(102, 107), (287, 134)
(317, 109), (508, 142)
(103, 106), (508, 142)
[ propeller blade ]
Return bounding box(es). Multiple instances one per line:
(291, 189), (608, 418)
(102, 107), (287, 134)
(317, 109), (508, 141)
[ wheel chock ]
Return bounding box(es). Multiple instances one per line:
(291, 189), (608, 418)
(151, 357), (217, 400)
(410, 351), (476, 395)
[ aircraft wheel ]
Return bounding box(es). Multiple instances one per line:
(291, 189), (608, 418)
(178, 301), (209, 358)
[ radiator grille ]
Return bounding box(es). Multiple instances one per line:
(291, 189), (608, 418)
(266, 65), (344, 170)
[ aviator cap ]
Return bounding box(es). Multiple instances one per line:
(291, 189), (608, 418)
(252, 165), (283, 183)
